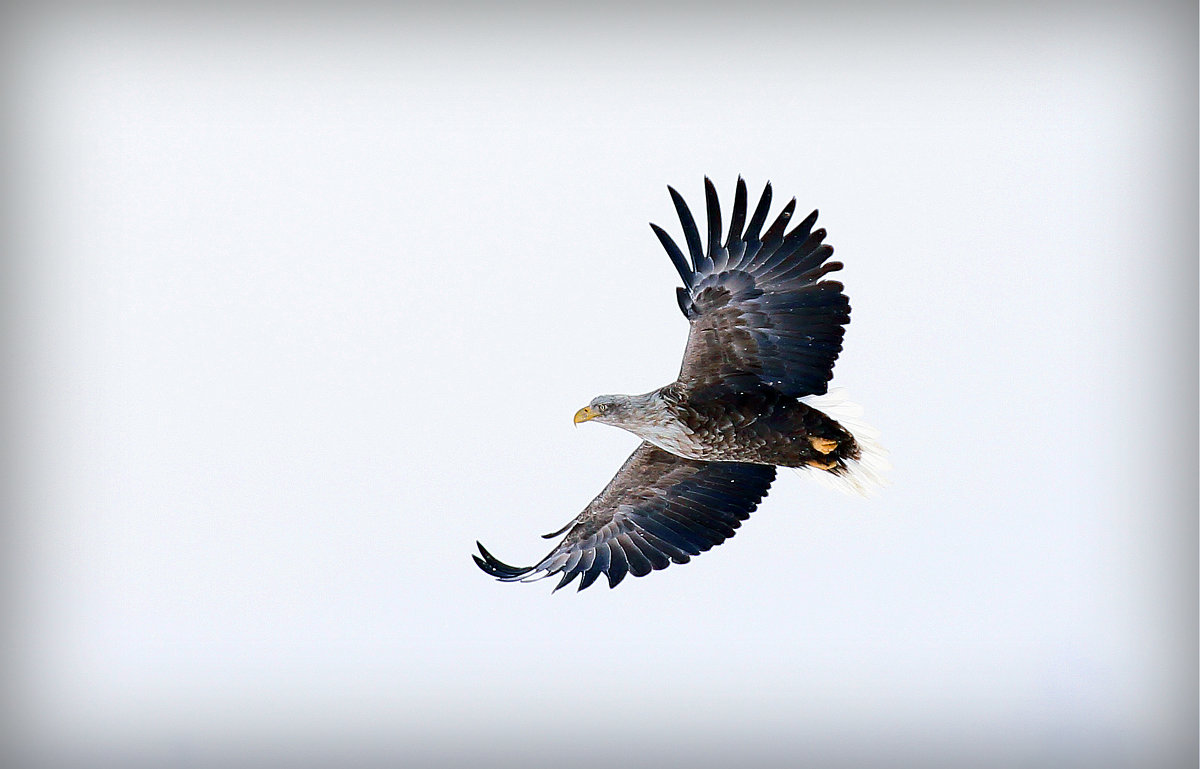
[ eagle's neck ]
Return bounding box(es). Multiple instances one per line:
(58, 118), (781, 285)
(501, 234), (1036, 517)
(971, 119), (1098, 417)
(609, 388), (701, 459)
(607, 390), (665, 428)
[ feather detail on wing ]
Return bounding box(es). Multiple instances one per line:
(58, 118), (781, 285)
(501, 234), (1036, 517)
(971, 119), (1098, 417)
(473, 442), (776, 592)
(652, 177), (850, 398)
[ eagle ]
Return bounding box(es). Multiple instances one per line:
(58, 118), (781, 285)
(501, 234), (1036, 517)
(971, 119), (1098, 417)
(474, 177), (886, 591)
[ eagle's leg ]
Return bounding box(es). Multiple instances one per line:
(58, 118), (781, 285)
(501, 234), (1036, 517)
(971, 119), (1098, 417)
(809, 436), (838, 454)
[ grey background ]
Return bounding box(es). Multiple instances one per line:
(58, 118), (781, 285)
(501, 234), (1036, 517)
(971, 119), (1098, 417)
(3, 2), (1196, 768)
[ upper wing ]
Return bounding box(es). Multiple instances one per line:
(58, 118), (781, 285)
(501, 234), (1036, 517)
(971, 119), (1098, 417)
(474, 442), (776, 592)
(651, 177), (850, 397)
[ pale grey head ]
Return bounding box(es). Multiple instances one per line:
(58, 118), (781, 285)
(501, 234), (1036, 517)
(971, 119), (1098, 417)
(573, 391), (662, 430)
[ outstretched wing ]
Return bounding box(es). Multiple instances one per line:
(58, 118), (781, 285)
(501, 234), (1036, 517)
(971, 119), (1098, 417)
(474, 442), (776, 592)
(651, 177), (850, 398)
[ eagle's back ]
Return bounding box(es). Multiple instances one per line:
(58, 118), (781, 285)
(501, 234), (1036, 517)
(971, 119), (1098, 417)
(646, 384), (860, 470)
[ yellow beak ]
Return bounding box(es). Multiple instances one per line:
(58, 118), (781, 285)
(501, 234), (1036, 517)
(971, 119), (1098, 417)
(574, 406), (599, 424)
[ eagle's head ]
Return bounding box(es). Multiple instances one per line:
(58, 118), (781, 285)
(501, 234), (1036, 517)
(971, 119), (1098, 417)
(573, 393), (651, 428)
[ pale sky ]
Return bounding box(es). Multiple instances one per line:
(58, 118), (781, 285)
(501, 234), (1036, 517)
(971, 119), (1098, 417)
(4, 3), (1195, 768)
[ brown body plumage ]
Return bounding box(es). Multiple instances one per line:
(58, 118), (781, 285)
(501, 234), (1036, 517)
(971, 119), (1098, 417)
(664, 385), (860, 469)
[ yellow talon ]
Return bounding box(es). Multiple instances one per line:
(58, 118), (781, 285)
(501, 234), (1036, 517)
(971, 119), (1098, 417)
(809, 436), (838, 454)
(807, 458), (838, 470)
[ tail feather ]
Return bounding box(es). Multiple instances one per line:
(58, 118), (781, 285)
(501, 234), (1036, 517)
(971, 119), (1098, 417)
(797, 388), (889, 497)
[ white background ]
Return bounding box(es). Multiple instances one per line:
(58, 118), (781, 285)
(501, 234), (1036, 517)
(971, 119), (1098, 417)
(5, 3), (1195, 768)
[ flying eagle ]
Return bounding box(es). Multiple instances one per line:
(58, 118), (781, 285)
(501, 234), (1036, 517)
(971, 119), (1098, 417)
(474, 178), (886, 591)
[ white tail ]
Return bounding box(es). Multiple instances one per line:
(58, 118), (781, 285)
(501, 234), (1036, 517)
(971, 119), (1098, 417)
(796, 388), (890, 497)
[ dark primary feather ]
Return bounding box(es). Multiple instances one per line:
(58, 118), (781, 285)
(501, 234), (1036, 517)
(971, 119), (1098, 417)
(650, 223), (693, 289)
(474, 442), (776, 592)
(704, 177), (723, 263)
(655, 178), (850, 398)
(668, 186), (706, 273)
(723, 177), (748, 266)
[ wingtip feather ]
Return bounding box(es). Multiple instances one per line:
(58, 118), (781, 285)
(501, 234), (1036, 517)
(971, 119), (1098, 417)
(474, 541), (535, 580)
(668, 185), (705, 272)
(650, 222), (694, 289)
